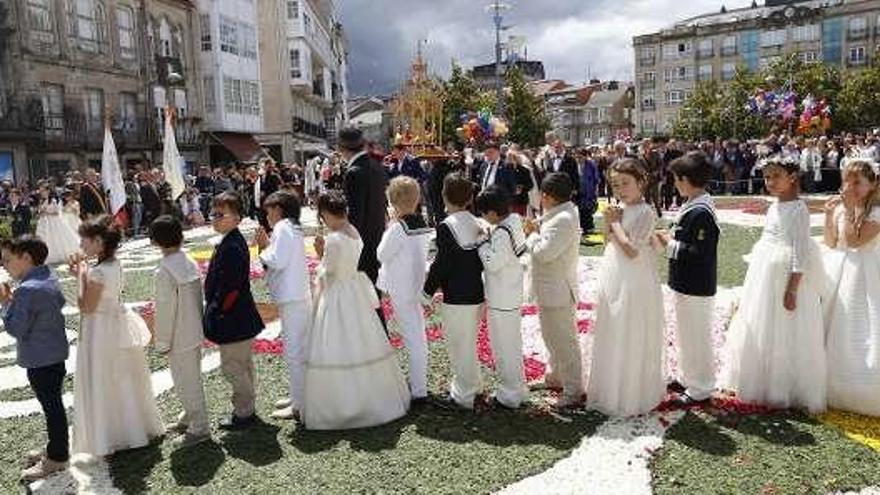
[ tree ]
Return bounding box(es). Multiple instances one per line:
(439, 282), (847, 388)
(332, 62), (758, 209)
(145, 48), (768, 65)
(442, 63), (489, 146)
(836, 67), (880, 132)
(504, 67), (549, 147)
(672, 80), (722, 141)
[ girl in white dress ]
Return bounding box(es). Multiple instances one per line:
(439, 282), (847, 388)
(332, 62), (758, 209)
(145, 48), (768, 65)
(823, 160), (880, 416)
(721, 158), (827, 413)
(302, 192), (410, 430)
(62, 190), (82, 234)
(71, 216), (164, 456)
(588, 159), (665, 416)
(35, 184), (80, 264)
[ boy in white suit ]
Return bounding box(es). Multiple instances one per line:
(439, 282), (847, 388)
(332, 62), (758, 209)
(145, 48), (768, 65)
(524, 173), (585, 408)
(255, 190), (312, 420)
(476, 186), (528, 409)
(377, 177), (432, 404)
(150, 216), (210, 447)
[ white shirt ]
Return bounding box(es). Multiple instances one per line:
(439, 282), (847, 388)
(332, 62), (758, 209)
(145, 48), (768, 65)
(259, 219), (311, 304)
(376, 219), (431, 303)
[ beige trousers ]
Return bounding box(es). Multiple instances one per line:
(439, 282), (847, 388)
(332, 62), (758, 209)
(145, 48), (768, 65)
(219, 339), (256, 418)
(169, 347), (209, 435)
(442, 303), (483, 409)
(538, 305), (584, 400)
(488, 308), (527, 408)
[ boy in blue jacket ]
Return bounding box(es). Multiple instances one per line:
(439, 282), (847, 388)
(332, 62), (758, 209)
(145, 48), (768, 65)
(0, 236), (69, 481)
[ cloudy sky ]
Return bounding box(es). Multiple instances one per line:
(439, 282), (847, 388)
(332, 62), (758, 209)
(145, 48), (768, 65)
(338, 0), (754, 96)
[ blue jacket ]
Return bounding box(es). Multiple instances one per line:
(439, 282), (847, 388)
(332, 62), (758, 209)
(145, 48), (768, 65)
(579, 160), (600, 204)
(204, 228), (265, 344)
(3, 265), (68, 369)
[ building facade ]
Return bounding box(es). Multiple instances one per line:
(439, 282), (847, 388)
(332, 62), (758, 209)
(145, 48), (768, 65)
(0, 0), (201, 181)
(470, 60), (546, 91)
(257, 0), (347, 164)
(547, 80), (635, 147)
(633, 0), (880, 137)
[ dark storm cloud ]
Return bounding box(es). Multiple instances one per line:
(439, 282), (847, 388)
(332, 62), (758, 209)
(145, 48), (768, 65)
(339, 0), (749, 96)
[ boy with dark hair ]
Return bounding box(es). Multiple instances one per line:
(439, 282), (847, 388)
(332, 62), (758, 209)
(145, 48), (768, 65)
(205, 192), (265, 429)
(524, 173), (585, 408)
(150, 216), (210, 446)
(424, 174), (485, 409)
(475, 186), (528, 409)
(656, 151), (720, 406)
(0, 235), (69, 480)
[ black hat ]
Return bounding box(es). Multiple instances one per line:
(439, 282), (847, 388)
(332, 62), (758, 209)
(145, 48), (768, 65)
(338, 127), (365, 151)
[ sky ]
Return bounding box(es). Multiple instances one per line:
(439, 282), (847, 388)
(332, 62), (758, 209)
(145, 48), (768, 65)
(338, 0), (755, 96)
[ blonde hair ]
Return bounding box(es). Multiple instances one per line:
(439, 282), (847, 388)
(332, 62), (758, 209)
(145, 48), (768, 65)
(842, 160), (880, 236)
(387, 176), (421, 212)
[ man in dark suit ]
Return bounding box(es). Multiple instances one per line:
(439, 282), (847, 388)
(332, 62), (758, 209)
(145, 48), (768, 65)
(547, 140), (580, 200)
(477, 142), (517, 195)
(79, 169), (107, 220)
(138, 172), (162, 229)
(339, 127), (387, 284)
(338, 127), (389, 329)
(388, 144), (426, 183)
(204, 191), (265, 429)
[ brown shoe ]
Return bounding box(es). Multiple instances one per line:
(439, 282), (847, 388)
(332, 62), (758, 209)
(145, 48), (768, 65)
(20, 458), (67, 482)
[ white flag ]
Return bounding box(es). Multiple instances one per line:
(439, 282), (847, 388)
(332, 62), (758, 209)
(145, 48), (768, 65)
(162, 113), (186, 200)
(101, 127), (126, 215)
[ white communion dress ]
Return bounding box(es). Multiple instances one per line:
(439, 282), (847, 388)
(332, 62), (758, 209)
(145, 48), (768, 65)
(36, 199), (80, 264)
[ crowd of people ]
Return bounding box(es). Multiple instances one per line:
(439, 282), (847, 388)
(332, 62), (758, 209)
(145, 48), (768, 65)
(3, 125), (880, 484)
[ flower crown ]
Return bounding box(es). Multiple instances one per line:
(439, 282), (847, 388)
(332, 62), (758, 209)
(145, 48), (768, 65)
(757, 153), (800, 172)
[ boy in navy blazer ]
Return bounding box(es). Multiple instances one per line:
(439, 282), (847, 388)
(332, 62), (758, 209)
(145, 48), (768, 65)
(205, 191), (265, 429)
(655, 152), (720, 406)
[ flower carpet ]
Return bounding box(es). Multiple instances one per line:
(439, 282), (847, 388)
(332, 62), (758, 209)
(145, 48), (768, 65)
(1, 214), (880, 494)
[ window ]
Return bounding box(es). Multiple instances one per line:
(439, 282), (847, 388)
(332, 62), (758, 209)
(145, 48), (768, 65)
(698, 64), (713, 81)
(665, 90), (683, 105)
(849, 45), (866, 63)
(200, 14), (211, 51)
(722, 62), (736, 80)
(287, 0), (298, 19)
(240, 24), (256, 59)
(641, 91), (655, 110)
(668, 66), (691, 81)
(289, 48), (301, 78)
(850, 17), (867, 32)
(642, 118), (656, 131)
(41, 84), (64, 133)
(760, 29), (786, 47)
(173, 89), (187, 118)
(792, 24), (820, 42)
(27, 0), (55, 43)
(119, 92), (137, 130)
(73, 0), (101, 52)
(223, 77), (242, 114)
(303, 13), (311, 36)
(158, 18), (172, 56)
(203, 76), (216, 114)
(677, 41), (692, 56)
(219, 16), (238, 55)
(643, 71), (655, 81)
(800, 51), (819, 63)
(697, 38), (713, 56)
(117, 7), (135, 59)
(84, 88), (104, 129)
(246, 81), (260, 115)
(722, 35), (737, 54)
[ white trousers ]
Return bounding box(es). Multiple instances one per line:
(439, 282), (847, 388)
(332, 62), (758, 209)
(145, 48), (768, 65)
(488, 308), (527, 408)
(673, 292), (716, 401)
(442, 303), (483, 408)
(169, 347), (209, 435)
(538, 305), (584, 400)
(392, 298), (428, 398)
(280, 300), (312, 409)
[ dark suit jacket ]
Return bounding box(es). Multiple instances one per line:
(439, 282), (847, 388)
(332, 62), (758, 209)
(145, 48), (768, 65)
(344, 152), (388, 283)
(389, 155), (426, 183)
(668, 205), (719, 297)
(139, 183), (162, 220)
(478, 160), (518, 195)
(204, 228), (265, 344)
(548, 154), (580, 198)
(80, 182), (107, 218)
(11, 202), (32, 237)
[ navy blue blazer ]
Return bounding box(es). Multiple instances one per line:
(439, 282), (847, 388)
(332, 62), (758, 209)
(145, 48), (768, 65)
(478, 161), (518, 195)
(204, 228), (265, 344)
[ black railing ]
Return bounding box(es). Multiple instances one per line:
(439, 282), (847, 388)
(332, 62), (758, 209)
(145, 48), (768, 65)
(292, 116), (327, 138)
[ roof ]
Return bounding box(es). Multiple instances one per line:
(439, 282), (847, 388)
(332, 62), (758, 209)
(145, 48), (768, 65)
(672, 0), (828, 28)
(584, 87), (631, 108)
(527, 79), (570, 97)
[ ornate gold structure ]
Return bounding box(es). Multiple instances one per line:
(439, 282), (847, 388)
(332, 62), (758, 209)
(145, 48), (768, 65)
(391, 44), (445, 157)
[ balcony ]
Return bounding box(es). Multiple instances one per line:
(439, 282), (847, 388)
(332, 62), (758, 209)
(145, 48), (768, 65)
(292, 116), (327, 139)
(639, 55), (656, 67)
(639, 79), (656, 90)
(721, 45), (738, 56)
(0, 97), (44, 140)
(155, 116), (201, 148)
(696, 48), (714, 59)
(848, 28), (869, 41)
(155, 56), (186, 86)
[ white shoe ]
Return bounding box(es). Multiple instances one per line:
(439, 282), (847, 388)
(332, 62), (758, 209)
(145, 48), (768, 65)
(269, 406), (300, 420)
(274, 398), (292, 410)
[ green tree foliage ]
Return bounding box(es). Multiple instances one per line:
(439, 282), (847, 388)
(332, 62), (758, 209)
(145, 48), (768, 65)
(835, 66), (880, 132)
(504, 67), (549, 148)
(442, 63), (493, 146)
